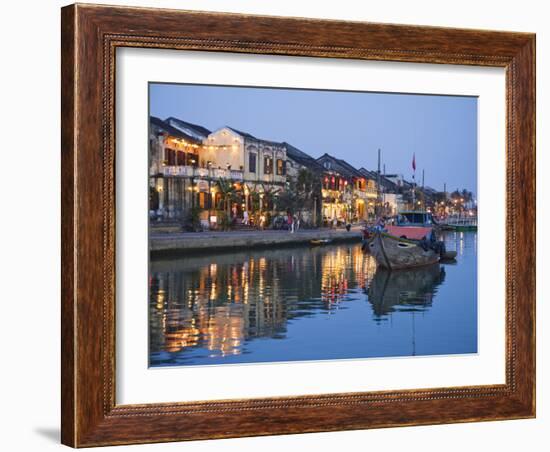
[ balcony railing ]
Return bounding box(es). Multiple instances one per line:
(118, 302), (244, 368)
(356, 186), (378, 197)
(162, 166), (244, 181)
(162, 165), (194, 177)
(160, 166), (376, 191)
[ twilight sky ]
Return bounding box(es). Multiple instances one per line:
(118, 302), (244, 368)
(150, 83), (477, 195)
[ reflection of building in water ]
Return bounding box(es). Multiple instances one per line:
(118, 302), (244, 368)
(150, 253), (289, 358)
(367, 264), (446, 318)
(321, 246), (377, 305)
(149, 245), (379, 362)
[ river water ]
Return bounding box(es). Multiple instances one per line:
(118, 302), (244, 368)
(149, 231), (477, 367)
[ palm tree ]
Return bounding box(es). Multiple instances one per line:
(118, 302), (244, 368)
(216, 178), (240, 217)
(461, 189), (473, 204)
(260, 183), (281, 222)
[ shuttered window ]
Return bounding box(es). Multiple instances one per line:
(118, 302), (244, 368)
(249, 153), (257, 173)
(264, 156), (273, 175)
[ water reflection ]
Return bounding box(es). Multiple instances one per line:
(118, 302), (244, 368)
(150, 231), (477, 366)
(367, 264), (445, 318)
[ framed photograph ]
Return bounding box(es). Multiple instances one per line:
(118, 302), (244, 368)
(61, 3), (535, 447)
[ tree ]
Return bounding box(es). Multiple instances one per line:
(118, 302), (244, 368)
(276, 182), (299, 214)
(295, 168), (323, 226)
(260, 184), (281, 214)
(216, 178), (240, 217)
(297, 168), (322, 207)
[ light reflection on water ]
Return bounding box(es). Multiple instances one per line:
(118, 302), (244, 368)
(149, 231), (477, 366)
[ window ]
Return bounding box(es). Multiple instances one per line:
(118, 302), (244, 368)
(264, 156), (273, 175)
(176, 151), (186, 166)
(188, 153), (198, 167)
(249, 153), (257, 173)
(323, 161), (332, 170)
(165, 148), (176, 166)
(276, 159), (286, 176)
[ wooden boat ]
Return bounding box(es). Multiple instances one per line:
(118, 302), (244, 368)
(367, 225), (440, 270)
(310, 239), (332, 246)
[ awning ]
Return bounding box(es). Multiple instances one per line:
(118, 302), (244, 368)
(386, 226), (432, 240)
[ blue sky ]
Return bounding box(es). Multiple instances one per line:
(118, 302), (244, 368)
(150, 83), (477, 195)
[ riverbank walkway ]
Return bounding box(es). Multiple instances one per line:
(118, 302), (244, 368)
(150, 227), (363, 256)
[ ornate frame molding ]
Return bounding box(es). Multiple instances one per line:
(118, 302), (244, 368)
(62, 4), (535, 447)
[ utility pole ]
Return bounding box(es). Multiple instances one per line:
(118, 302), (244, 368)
(412, 153), (416, 209)
(422, 169), (425, 210)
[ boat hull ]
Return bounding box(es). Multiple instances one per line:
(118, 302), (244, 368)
(452, 225), (477, 232)
(368, 232), (440, 270)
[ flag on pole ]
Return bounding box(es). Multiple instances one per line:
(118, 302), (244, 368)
(412, 153), (416, 171)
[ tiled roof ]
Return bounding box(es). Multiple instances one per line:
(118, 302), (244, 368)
(283, 142), (324, 172)
(316, 153), (364, 179)
(150, 116), (201, 144)
(358, 167), (378, 180)
(164, 117), (211, 138)
(226, 127), (284, 147)
(359, 168), (404, 192)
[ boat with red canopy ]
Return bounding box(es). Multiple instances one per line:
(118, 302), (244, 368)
(366, 212), (447, 270)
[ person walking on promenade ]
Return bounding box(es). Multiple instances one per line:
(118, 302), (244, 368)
(295, 214), (301, 232)
(243, 210), (249, 225)
(288, 211), (294, 233)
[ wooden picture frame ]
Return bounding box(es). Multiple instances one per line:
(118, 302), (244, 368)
(61, 3), (535, 447)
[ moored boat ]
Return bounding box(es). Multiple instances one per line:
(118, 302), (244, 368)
(310, 239), (332, 246)
(442, 214), (477, 231)
(367, 227), (441, 270)
(366, 211), (449, 270)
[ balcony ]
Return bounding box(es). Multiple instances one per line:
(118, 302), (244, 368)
(162, 166), (243, 181)
(162, 166), (194, 177)
(355, 186), (378, 198)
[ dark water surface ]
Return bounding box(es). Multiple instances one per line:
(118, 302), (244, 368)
(149, 231), (477, 367)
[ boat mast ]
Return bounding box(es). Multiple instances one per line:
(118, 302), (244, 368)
(412, 155), (416, 209)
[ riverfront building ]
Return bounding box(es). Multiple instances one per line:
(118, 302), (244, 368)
(149, 116), (205, 220)
(150, 115), (452, 230)
(316, 153), (378, 224)
(205, 126), (288, 218)
(283, 142), (325, 226)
